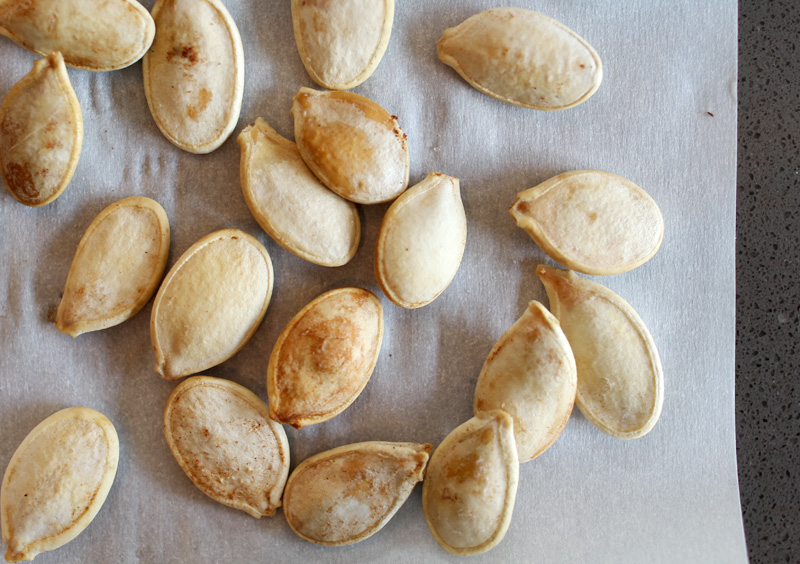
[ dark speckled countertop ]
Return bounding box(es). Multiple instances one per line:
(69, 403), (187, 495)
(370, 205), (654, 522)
(737, 2), (800, 562)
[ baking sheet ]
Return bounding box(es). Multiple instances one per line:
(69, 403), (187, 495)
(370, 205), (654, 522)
(0, 1), (746, 562)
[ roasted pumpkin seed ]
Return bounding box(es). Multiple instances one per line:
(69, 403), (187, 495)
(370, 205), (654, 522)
(438, 8), (602, 110)
(291, 0), (394, 90)
(283, 441), (430, 546)
(375, 172), (466, 309)
(537, 265), (664, 439)
(474, 301), (577, 462)
(267, 287), (383, 429)
(56, 197), (170, 337)
(0, 52), (82, 207)
(1, 407), (119, 563)
(163, 376), (290, 518)
(511, 170), (664, 275)
(292, 87), (409, 204)
(151, 229), (273, 381)
(422, 410), (518, 556)
(0, 0), (154, 71)
(237, 118), (360, 267)
(143, 0), (244, 153)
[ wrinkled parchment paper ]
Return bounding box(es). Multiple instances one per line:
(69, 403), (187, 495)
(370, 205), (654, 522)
(0, 1), (746, 562)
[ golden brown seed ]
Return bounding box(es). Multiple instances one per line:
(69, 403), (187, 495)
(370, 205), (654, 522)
(1, 407), (119, 563)
(267, 287), (383, 428)
(56, 197), (170, 337)
(0, 0), (154, 71)
(537, 265), (664, 439)
(163, 376), (290, 518)
(0, 52), (82, 207)
(438, 8), (602, 110)
(292, 87), (409, 204)
(283, 441), (431, 546)
(143, 0), (244, 153)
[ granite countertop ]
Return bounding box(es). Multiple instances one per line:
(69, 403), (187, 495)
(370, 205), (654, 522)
(737, 2), (800, 563)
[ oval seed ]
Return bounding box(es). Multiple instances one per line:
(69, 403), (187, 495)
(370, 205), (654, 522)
(164, 376), (290, 518)
(0, 52), (82, 207)
(0, 0), (154, 71)
(292, 0), (394, 90)
(438, 8), (602, 110)
(511, 170), (664, 275)
(292, 87), (409, 204)
(267, 287), (383, 429)
(536, 265), (664, 439)
(151, 229), (273, 381)
(143, 0), (244, 154)
(474, 301), (577, 462)
(375, 172), (466, 309)
(237, 118), (360, 267)
(1, 407), (119, 563)
(422, 410), (519, 556)
(56, 197), (170, 337)
(283, 441), (431, 546)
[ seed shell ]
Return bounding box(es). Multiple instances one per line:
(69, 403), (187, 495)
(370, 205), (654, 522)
(511, 170), (664, 275)
(151, 229), (274, 381)
(283, 441), (431, 546)
(1, 407), (119, 563)
(291, 0), (395, 90)
(537, 265), (664, 439)
(163, 376), (290, 518)
(438, 7), (602, 110)
(143, 0), (244, 154)
(0, 52), (82, 207)
(237, 118), (360, 267)
(267, 287), (383, 429)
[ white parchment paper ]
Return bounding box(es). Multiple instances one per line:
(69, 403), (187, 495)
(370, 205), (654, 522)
(0, 1), (746, 562)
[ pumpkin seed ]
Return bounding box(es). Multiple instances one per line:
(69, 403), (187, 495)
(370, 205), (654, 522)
(1, 407), (119, 562)
(292, 87), (409, 204)
(283, 441), (430, 546)
(422, 410), (518, 556)
(267, 287), (383, 429)
(375, 172), (466, 309)
(237, 118), (360, 267)
(151, 229), (273, 381)
(474, 301), (576, 462)
(0, 52), (82, 207)
(56, 197), (170, 337)
(0, 0), (154, 71)
(511, 170), (664, 275)
(291, 0), (394, 90)
(438, 8), (602, 110)
(163, 376), (290, 518)
(537, 265), (664, 439)
(143, 0), (244, 154)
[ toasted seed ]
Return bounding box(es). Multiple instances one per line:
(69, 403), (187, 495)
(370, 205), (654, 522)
(163, 376), (290, 518)
(151, 229), (273, 381)
(267, 287), (383, 429)
(283, 441), (431, 546)
(1, 407), (119, 563)
(474, 301), (576, 462)
(291, 0), (394, 90)
(422, 410), (518, 556)
(237, 118), (360, 267)
(511, 170), (664, 275)
(55, 197), (170, 337)
(536, 265), (664, 439)
(292, 87), (409, 204)
(438, 8), (602, 110)
(0, 52), (82, 207)
(143, 0), (244, 154)
(375, 172), (466, 309)
(0, 0), (154, 71)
